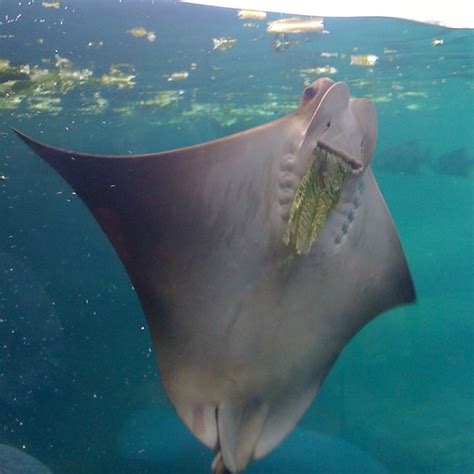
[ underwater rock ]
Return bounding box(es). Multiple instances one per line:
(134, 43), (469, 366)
(273, 35), (299, 52)
(300, 66), (337, 77)
(212, 37), (237, 51)
(0, 61), (31, 84)
(431, 147), (473, 177)
(41, 1), (60, 9)
(0, 445), (52, 474)
(139, 90), (183, 108)
(77, 91), (109, 115)
(396, 90), (428, 112)
(370, 95), (393, 104)
(0, 253), (65, 407)
(237, 10), (266, 20)
(374, 140), (432, 175)
(0, 93), (24, 110)
(127, 27), (156, 42)
(350, 54), (379, 67)
(166, 71), (189, 82)
(175, 97), (294, 129)
(27, 96), (62, 114)
(57, 67), (94, 92)
(100, 64), (136, 89)
(404, 103), (423, 111)
(52, 55), (95, 93)
(0, 59), (11, 71)
(146, 31), (157, 43)
(0, 71), (30, 83)
(267, 17), (324, 34)
(0, 55), (98, 102)
(321, 52), (339, 58)
(0, 54), (134, 112)
(54, 54), (71, 69)
(127, 27), (148, 38)
(397, 91), (428, 99)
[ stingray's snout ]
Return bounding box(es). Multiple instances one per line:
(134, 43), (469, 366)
(317, 96), (377, 172)
(299, 81), (376, 175)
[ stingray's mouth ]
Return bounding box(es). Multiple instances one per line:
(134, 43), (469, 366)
(317, 142), (364, 172)
(282, 144), (353, 256)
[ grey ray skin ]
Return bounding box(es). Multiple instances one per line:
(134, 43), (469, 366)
(14, 78), (415, 473)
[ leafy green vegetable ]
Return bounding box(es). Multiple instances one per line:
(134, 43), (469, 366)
(283, 146), (352, 255)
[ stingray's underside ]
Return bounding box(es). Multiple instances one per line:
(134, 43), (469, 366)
(14, 78), (415, 473)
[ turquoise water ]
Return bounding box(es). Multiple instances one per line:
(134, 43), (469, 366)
(0, 1), (473, 472)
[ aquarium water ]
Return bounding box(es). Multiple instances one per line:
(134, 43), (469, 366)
(0, 1), (472, 472)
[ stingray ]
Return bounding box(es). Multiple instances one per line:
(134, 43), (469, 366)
(431, 147), (473, 177)
(14, 78), (415, 473)
(0, 444), (52, 474)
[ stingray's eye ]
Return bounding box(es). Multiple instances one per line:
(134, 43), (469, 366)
(326, 121), (331, 128)
(304, 86), (317, 99)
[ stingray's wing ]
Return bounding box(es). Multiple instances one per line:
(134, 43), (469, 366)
(13, 119), (292, 298)
(12, 78), (336, 305)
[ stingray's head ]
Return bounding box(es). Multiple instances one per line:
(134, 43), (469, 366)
(281, 79), (378, 256)
(297, 78), (377, 173)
